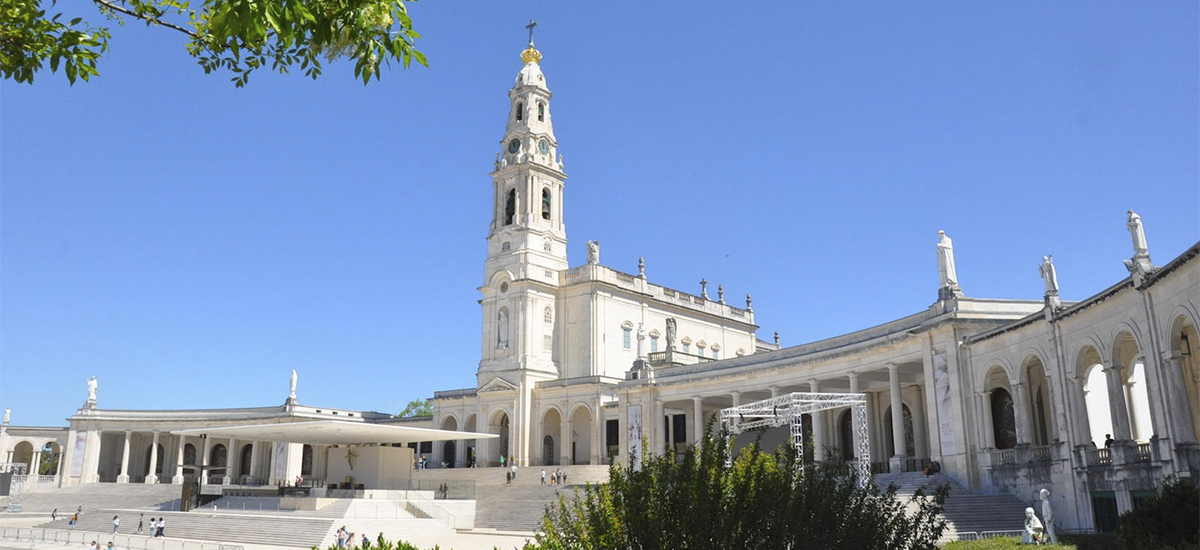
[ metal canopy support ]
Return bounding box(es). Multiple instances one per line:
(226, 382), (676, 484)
(720, 392), (871, 486)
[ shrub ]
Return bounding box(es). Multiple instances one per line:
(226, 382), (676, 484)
(1115, 477), (1200, 550)
(536, 430), (947, 550)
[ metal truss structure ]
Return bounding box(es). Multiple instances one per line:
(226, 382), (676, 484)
(720, 392), (871, 486)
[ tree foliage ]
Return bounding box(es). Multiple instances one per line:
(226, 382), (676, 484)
(0, 0), (425, 86)
(397, 398), (432, 418)
(536, 431), (949, 550)
(1116, 477), (1199, 550)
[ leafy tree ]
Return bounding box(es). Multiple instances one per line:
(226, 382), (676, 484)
(537, 430), (948, 550)
(397, 398), (432, 418)
(1116, 477), (1199, 550)
(0, 0), (425, 86)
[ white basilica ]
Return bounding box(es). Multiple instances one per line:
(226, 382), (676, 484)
(1, 39), (1198, 534)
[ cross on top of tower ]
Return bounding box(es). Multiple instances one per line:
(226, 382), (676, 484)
(526, 19), (537, 47)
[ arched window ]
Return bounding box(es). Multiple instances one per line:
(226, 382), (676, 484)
(991, 388), (1017, 450)
(301, 444), (313, 476)
(711, 344), (720, 360)
(839, 410), (855, 460)
(544, 306), (553, 323)
(504, 189), (516, 225)
(541, 188), (551, 220)
(537, 102), (545, 121)
(183, 443), (197, 465)
(239, 444), (253, 477)
(516, 102), (524, 121)
(209, 444), (227, 467)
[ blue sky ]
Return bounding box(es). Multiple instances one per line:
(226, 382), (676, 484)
(1, 2), (1197, 426)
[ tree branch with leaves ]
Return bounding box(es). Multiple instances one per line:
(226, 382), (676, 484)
(0, 0), (426, 86)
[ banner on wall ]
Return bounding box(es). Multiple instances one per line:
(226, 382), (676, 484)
(627, 405), (642, 470)
(70, 431), (87, 477)
(273, 441), (288, 482)
(933, 353), (958, 455)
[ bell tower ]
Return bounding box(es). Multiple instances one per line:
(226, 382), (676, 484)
(478, 24), (567, 387)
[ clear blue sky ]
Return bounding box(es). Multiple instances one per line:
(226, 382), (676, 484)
(1, 2), (1196, 427)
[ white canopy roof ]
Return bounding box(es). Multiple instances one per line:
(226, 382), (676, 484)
(172, 420), (497, 446)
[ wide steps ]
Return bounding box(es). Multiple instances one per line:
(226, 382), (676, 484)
(13, 484), (181, 514)
(35, 510), (335, 548)
(875, 472), (1028, 538)
(472, 484), (578, 532)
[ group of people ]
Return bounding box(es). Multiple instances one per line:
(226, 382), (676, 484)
(539, 468), (567, 485)
(86, 541), (115, 550)
(335, 526), (385, 549)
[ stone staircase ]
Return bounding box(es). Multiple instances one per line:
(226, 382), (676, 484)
(34, 510), (335, 548)
(413, 464), (610, 533)
(318, 499), (455, 548)
(9, 483), (181, 514)
(874, 472), (1027, 540)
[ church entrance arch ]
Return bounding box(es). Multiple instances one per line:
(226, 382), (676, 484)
(883, 404), (915, 457)
(990, 388), (1017, 449)
(569, 404), (592, 465)
(464, 414), (478, 467)
(145, 444), (164, 476)
(1169, 316), (1199, 441)
(12, 441), (33, 474)
(541, 408), (562, 465)
(239, 444), (253, 478)
(490, 410), (511, 465)
(442, 441), (457, 468)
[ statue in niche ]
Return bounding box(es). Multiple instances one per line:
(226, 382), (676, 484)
(1038, 255), (1059, 295)
(936, 230), (959, 287)
(586, 240), (600, 265)
(665, 318), (677, 350)
(86, 376), (98, 402)
(1039, 488), (1057, 543)
(289, 370), (298, 399)
(1127, 210), (1148, 255)
(497, 310), (509, 348)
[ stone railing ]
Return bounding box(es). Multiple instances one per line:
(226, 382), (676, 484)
(988, 445), (1053, 468)
(1029, 445), (1053, 463)
(1085, 447), (1112, 467)
(1133, 443), (1153, 463)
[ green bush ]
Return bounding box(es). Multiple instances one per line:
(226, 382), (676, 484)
(536, 431), (947, 550)
(1115, 477), (1200, 550)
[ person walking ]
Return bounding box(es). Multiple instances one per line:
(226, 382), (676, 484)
(156, 517), (165, 538)
(137, 514), (144, 534)
(69, 513), (78, 529)
(540, 469), (546, 485)
(51, 509), (57, 522)
(112, 515), (120, 534)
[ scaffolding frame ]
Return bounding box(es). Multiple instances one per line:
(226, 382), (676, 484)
(720, 392), (871, 486)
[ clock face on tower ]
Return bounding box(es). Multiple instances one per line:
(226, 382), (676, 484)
(507, 139), (521, 154)
(538, 139), (549, 155)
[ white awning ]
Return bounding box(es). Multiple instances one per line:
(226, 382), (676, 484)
(172, 420), (497, 445)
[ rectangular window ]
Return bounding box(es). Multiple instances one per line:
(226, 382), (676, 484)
(651, 337), (659, 353)
(683, 344), (690, 354)
(543, 335), (553, 352)
(712, 349), (719, 359)
(623, 328), (631, 349)
(1091, 491), (1119, 533)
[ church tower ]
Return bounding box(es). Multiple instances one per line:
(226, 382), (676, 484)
(478, 27), (567, 388)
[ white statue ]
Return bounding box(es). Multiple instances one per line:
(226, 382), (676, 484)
(1039, 488), (1057, 543)
(636, 323), (648, 359)
(1039, 255), (1059, 295)
(1023, 507), (1045, 544)
(936, 230), (958, 287)
(586, 240), (600, 265)
(497, 309), (509, 348)
(86, 376), (98, 402)
(665, 318), (677, 350)
(2, 408), (9, 424)
(289, 370), (298, 399)
(1127, 210), (1148, 255)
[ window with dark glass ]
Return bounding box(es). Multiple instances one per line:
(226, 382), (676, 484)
(505, 189), (516, 225)
(537, 102), (545, 121)
(541, 189), (551, 220)
(516, 102), (523, 121)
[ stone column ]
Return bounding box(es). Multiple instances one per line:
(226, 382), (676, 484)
(692, 397), (704, 444)
(172, 436), (186, 484)
(978, 391), (995, 448)
(224, 438), (236, 484)
(249, 440), (260, 483)
(889, 364), (906, 459)
(1012, 382), (1032, 445)
(666, 413), (675, 451)
(809, 380), (825, 461)
(911, 386), (928, 458)
(560, 415), (571, 466)
(1071, 376), (1093, 444)
(30, 450), (42, 480)
(1162, 355), (1197, 444)
(730, 391), (741, 431)
(200, 436), (211, 485)
(653, 400), (665, 452)
(146, 431), (160, 484)
(847, 372), (862, 461)
(1104, 364), (1134, 441)
(769, 385), (779, 399)
(117, 431), (132, 483)
(59, 429), (77, 488)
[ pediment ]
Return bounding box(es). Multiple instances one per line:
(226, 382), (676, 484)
(478, 377), (518, 393)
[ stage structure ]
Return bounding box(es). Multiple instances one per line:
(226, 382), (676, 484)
(720, 392), (870, 486)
